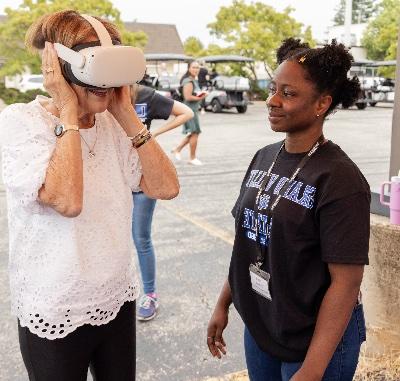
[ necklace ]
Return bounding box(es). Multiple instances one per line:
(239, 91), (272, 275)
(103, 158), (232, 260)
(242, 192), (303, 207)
(79, 122), (98, 158)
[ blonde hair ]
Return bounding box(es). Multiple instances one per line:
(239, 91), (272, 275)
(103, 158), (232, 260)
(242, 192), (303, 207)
(25, 10), (121, 52)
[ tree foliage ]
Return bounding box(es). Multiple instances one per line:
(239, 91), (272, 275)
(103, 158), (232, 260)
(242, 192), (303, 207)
(333, 0), (378, 25)
(183, 36), (205, 57)
(0, 0), (147, 77)
(362, 0), (399, 77)
(207, 0), (315, 80)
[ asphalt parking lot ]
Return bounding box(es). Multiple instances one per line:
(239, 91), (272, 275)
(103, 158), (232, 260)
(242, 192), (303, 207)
(0, 101), (394, 380)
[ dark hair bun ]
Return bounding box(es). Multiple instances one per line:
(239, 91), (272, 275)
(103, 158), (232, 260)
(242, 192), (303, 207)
(318, 40), (353, 78)
(340, 76), (361, 109)
(276, 38), (310, 64)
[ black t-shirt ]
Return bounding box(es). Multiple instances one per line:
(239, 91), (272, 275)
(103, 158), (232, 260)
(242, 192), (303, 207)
(134, 85), (174, 128)
(229, 140), (370, 362)
(198, 67), (209, 88)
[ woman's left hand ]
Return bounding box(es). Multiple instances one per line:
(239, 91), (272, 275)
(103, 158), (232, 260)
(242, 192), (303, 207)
(107, 86), (133, 119)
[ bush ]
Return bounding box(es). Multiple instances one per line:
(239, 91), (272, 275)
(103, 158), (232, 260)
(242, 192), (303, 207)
(0, 82), (48, 105)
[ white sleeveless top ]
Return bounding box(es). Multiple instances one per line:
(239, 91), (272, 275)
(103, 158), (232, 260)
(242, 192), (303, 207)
(0, 96), (142, 339)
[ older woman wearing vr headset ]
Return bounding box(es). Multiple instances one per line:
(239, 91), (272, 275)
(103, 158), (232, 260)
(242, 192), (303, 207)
(0, 10), (179, 381)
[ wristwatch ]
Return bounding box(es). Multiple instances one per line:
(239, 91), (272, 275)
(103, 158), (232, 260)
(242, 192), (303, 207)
(54, 124), (79, 138)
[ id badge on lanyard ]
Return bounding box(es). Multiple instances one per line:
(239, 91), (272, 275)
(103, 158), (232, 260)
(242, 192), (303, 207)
(249, 263), (272, 300)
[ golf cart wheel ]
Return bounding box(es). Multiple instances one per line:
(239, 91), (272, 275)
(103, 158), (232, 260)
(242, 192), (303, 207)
(236, 105), (247, 113)
(211, 99), (222, 113)
(356, 102), (367, 110)
(369, 102), (377, 107)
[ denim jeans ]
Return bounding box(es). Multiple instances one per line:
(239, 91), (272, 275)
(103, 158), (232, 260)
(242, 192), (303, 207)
(244, 304), (366, 381)
(132, 192), (157, 294)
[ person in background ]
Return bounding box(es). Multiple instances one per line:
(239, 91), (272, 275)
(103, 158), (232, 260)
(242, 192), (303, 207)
(131, 85), (193, 321)
(198, 61), (209, 89)
(171, 60), (207, 166)
(198, 61), (209, 115)
(159, 62), (169, 77)
(209, 66), (219, 84)
(0, 10), (179, 380)
(207, 38), (370, 381)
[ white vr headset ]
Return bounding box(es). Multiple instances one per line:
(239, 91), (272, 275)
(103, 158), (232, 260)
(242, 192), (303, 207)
(54, 14), (146, 89)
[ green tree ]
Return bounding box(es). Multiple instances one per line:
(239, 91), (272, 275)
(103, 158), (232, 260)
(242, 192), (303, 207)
(333, 0), (378, 25)
(362, 0), (399, 77)
(204, 43), (231, 56)
(207, 0), (315, 80)
(0, 0), (147, 77)
(183, 36), (205, 57)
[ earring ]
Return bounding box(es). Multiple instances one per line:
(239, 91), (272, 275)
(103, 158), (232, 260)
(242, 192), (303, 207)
(316, 114), (320, 117)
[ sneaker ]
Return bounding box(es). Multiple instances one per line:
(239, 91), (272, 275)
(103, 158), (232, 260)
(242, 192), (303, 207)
(188, 158), (203, 166)
(171, 150), (181, 161)
(137, 294), (159, 321)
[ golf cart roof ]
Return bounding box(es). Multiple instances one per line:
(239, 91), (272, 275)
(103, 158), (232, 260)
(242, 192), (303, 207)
(144, 53), (194, 62)
(371, 60), (396, 67)
(352, 59), (375, 66)
(198, 55), (254, 63)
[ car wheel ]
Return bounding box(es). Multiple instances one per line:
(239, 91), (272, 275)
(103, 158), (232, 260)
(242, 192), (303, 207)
(369, 102), (377, 107)
(236, 105), (247, 113)
(211, 99), (222, 113)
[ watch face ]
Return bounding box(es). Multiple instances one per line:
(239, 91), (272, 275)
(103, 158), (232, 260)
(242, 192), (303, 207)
(54, 125), (64, 137)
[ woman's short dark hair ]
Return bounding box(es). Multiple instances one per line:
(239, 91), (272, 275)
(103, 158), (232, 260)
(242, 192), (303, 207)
(276, 38), (361, 115)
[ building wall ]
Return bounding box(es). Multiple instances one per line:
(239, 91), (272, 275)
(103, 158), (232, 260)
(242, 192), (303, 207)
(325, 23), (368, 46)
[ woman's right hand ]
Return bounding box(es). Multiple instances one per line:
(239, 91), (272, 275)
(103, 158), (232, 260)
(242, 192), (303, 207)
(207, 304), (229, 359)
(41, 41), (78, 114)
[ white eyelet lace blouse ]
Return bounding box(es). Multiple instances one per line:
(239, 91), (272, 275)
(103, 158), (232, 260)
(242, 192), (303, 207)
(0, 96), (142, 339)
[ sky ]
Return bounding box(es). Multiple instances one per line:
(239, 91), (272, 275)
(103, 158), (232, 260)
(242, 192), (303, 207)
(0, 0), (340, 45)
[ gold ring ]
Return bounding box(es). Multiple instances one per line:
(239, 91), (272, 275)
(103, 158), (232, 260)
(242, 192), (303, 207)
(45, 67), (54, 73)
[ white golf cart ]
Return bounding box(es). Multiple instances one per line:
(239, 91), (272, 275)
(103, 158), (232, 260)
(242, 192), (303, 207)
(197, 55), (254, 113)
(350, 59), (396, 109)
(143, 53), (193, 100)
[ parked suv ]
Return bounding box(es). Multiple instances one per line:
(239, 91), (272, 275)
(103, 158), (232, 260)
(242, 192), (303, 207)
(5, 74), (45, 93)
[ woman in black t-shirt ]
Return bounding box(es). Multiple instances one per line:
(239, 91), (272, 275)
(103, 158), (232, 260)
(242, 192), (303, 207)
(207, 39), (370, 381)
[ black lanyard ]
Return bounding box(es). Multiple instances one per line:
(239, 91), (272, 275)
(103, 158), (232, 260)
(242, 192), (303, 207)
(253, 135), (325, 266)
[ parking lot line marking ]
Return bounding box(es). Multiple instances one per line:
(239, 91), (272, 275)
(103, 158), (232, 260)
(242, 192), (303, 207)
(160, 202), (234, 246)
(201, 369), (249, 380)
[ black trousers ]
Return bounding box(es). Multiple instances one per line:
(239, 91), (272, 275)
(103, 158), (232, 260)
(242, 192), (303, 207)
(18, 301), (136, 381)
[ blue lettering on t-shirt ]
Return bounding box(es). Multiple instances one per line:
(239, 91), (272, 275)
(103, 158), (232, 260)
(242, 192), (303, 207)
(273, 177), (289, 195)
(257, 213), (268, 236)
(243, 208), (272, 247)
(265, 174), (279, 191)
(298, 185), (316, 209)
(241, 169), (318, 246)
(258, 194), (270, 210)
(135, 103), (148, 121)
(243, 208), (255, 231)
(246, 170), (267, 189)
(286, 181), (303, 202)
